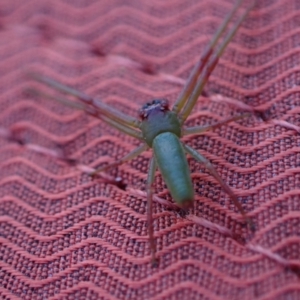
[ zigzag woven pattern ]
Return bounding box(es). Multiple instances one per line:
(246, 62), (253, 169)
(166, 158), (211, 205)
(1, 0), (300, 299)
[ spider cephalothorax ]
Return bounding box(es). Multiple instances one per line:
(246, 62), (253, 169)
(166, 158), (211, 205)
(139, 99), (181, 147)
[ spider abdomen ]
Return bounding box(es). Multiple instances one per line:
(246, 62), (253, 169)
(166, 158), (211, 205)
(152, 132), (194, 209)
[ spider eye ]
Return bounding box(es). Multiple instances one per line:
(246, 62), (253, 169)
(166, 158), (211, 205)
(161, 99), (169, 109)
(138, 108), (147, 120)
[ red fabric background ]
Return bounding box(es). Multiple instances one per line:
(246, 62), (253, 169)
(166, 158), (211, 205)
(0, 0), (300, 299)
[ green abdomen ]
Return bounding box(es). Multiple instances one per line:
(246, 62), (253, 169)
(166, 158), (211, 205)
(152, 132), (194, 208)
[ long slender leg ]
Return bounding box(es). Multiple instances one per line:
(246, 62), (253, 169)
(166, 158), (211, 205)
(172, 0), (246, 114)
(0, 126), (66, 161)
(146, 157), (157, 266)
(183, 144), (254, 230)
(211, 94), (300, 134)
(28, 73), (141, 128)
(90, 143), (148, 176)
(182, 113), (250, 136)
(179, 1), (256, 124)
(26, 88), (143, 140)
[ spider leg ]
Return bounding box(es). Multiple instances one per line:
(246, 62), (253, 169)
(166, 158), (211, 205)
(26, 88), (143, 140)
(179, 1), (256, 124)
(146, 157), (158, 266)
(172, 0), (246, 115)
(211, 93), (300, 134)
(183, 144), (254, 231)
(90, 143), (148, 176)
(6, 134), (129, 189)
(182, 113), (250, 136)
(28, 72), (141, 128)
(1, 125), (71, 164)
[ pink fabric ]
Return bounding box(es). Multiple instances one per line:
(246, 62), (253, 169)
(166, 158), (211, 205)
(0, 0), (299, 299)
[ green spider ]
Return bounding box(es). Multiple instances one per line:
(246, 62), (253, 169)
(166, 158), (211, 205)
(28, 0), (255, 264)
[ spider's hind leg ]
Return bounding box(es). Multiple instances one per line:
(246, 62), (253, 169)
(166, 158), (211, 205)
(183, 144), (254, 231)
(146, 157), (158, 267)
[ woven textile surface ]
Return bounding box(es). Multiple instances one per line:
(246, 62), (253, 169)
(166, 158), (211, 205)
(0, 0), (300, 299)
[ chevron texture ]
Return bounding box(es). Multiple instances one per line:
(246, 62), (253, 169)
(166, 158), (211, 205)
(1, 0), (300, 299)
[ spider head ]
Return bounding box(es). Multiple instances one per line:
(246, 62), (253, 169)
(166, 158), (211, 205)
(138, 99), (169, 120)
